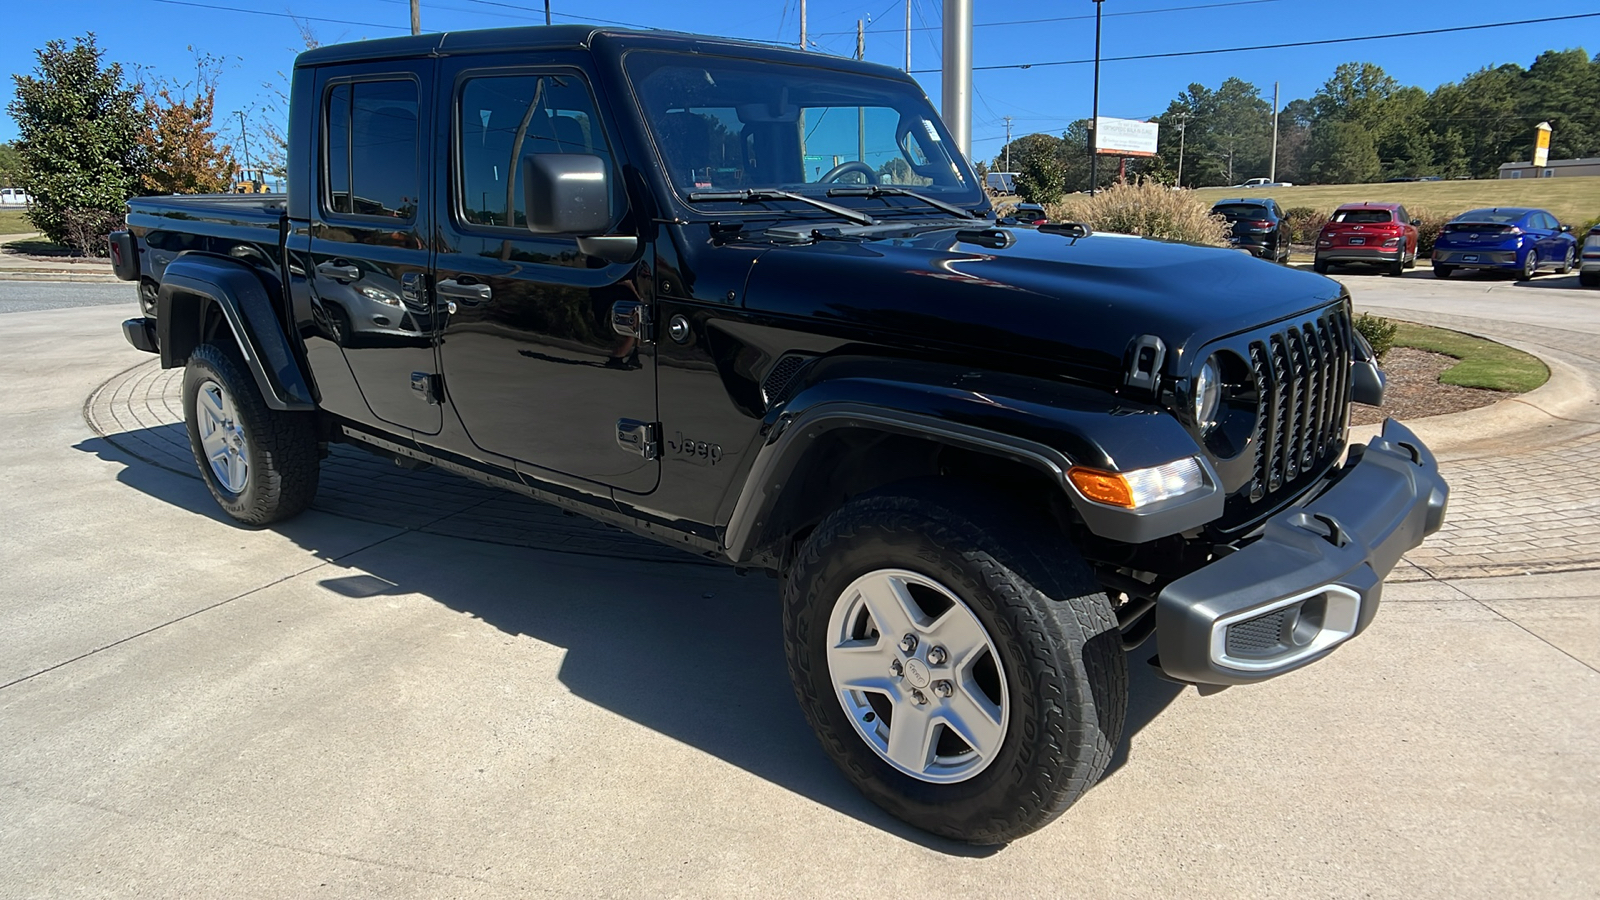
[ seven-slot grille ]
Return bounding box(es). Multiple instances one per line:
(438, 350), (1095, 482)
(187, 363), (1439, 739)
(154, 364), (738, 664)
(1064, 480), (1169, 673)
(1245, 308), (1352, 503)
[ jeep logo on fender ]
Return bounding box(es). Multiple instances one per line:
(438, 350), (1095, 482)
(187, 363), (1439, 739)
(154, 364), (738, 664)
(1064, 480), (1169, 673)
(668, 431), (723, 465)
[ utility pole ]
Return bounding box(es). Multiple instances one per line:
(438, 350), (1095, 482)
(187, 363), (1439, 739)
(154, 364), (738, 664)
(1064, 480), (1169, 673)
(410, 0), (420, 35)
(800, 0), (807, 50)
(857, 20), (866, 164)
(941, 0), (972, 158)
(1176, 113), (1187, 187)
(544, 1), (551, 26)
(1269, 81), (1280, 184)
(1089, 0), (1105, 195)
(1003, 116), (1013, 172)
(905, 0), (912, 71)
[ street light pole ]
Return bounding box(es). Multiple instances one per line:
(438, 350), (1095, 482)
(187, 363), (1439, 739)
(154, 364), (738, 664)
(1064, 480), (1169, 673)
(1176, 115), (1187, 187)
(1089, 0), (1104, 195)
(410, 0), (420, 35)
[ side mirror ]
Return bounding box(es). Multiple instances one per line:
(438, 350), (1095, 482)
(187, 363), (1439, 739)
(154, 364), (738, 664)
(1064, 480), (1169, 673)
(1411, 218), (1421, 226)
(1560, 224), (1572, 233)
(521, 153), (613, 235)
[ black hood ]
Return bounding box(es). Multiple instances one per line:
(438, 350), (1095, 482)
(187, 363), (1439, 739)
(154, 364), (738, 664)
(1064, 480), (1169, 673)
(740, 224), (1345, 383)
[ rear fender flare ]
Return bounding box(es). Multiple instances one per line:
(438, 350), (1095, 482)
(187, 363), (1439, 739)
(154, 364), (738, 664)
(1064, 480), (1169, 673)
(157, 253), (316, 411)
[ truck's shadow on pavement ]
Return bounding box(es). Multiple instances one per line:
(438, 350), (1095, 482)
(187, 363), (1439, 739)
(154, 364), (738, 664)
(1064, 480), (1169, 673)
(76, 428), (1185, 853)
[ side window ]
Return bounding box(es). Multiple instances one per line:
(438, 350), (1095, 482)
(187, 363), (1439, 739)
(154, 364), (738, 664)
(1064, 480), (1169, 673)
(457, 72), (614, 229)
(1396, 206), (1408, 224)
(323, 79), (420, 219)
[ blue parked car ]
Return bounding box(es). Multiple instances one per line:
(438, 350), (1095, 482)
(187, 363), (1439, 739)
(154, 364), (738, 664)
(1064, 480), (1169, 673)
(1432, 207), (1578, 280)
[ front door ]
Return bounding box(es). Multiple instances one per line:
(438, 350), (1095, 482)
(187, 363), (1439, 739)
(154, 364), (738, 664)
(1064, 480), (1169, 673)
(308, 61), (440, 434)
(432, 55), (657, 493)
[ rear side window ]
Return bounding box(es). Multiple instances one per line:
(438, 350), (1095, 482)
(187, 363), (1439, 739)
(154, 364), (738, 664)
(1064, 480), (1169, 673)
(456, 72), (614, 229)
(324, 80), (420, 219)
(1332, 209), (1392, 224)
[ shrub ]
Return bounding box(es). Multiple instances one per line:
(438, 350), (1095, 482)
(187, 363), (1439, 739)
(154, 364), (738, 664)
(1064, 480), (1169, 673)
(1578, 214), (1600, 236)
(1282, 206), (1329, 244)
(1353, 313), (1398, 363)
(1045, 181), (1229, 246)
(1409, 205), (1451, 257)
(56, 206), (122, 257)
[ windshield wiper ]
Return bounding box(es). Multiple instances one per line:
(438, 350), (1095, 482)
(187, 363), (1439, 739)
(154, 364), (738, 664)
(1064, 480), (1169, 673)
(687, 189), (877, 226)
(825, 185), (985, 221)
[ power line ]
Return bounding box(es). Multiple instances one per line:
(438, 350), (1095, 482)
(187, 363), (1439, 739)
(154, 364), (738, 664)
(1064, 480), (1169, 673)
(912, 13), (1600, 74)
(452, 0), (652, 29)
(815, 0), (1284, 36)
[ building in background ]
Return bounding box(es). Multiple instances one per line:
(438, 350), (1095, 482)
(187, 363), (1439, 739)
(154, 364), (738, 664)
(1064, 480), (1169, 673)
(1499, 157), (1600, 179)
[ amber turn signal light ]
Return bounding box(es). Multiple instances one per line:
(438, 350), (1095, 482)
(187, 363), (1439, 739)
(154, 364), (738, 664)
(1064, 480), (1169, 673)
(1067, 467), (1135, 508)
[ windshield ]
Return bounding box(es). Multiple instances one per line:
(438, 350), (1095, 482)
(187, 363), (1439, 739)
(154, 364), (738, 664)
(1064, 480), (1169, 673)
(626, 51), (981, 209)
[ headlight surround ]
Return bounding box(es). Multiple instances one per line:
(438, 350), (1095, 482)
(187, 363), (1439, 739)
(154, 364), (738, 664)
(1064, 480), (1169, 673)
(1193, 356), (1222, 431)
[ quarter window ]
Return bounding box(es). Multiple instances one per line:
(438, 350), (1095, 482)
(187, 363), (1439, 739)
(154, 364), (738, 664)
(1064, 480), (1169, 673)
(324, 80), (420, 219)
(457, 73), (613, 229)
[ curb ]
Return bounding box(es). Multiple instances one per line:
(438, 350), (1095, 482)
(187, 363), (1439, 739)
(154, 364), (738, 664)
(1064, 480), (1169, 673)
(1346, 320), (1598, 457)
(0, 271), (121, 283)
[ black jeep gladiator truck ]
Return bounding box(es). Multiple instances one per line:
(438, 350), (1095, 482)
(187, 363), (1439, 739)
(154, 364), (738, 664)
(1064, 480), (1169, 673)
(110, 25), (1447, 844)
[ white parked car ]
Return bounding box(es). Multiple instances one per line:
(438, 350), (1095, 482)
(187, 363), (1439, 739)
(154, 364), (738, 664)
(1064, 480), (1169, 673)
(0, 187), (32, 206)
(1581, 224), (1599, 287)
(1234, 177), (1293, 189)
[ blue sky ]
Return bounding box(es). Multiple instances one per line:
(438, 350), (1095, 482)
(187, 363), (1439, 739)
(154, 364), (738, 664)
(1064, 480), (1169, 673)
(3, 0), (1596, 164)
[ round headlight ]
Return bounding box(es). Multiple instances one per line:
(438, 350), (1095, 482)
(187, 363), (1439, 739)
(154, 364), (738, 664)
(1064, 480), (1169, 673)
(1194, 357), (1222, 430)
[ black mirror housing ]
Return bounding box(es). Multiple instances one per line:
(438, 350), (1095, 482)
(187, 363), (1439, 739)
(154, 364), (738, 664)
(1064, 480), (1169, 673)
(522, 153), (612, 235)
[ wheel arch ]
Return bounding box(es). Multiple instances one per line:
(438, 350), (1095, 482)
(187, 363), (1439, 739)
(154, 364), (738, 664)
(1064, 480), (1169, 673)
(156, 253), (317, 411)
(720, 371), (1223, 567)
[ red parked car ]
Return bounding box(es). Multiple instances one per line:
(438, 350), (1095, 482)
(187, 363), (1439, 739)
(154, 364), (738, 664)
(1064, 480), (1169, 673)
(1313, 202), (1420, 277)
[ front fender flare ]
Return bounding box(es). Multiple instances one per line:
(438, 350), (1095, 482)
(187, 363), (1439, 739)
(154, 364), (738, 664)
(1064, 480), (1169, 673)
(157, 254), (316, 411)
(720, 373), (1224, 561)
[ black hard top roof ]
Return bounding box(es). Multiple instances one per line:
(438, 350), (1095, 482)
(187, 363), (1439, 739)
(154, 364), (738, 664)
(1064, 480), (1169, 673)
(294, 25), (913, 83)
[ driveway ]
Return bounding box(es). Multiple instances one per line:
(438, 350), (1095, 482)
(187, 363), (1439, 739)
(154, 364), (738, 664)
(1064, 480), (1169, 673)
(0, 281), (1595, 898)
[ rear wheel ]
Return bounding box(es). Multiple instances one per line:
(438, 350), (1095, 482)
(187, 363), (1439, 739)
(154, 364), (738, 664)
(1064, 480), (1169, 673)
(783, 485), (1126, 844)
(1386, 249), (1405, 277)
(1557, 245), (1575, 275)
(1313, 257), (1329, 274)
(1518, 249), (1539, 281)
(1434, 265), (1453, 279)
(182, 342), (320, 525)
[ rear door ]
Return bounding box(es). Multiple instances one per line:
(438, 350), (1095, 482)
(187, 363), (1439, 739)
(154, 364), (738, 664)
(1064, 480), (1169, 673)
(308, 62), (440, 434)
(431, 54), (657, 493)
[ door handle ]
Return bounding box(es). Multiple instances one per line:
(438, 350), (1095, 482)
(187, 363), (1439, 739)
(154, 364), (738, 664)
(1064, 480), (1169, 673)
(316, 260), (363, 282)
(437, 278), (492, 303)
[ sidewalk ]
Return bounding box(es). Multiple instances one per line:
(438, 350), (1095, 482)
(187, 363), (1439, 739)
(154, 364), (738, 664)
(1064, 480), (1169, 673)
(0, 232), (120, 282)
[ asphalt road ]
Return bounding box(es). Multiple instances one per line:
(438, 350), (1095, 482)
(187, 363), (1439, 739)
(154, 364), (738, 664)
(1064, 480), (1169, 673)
(1, 284), (1596, 898)
(0, 280), (134, 314)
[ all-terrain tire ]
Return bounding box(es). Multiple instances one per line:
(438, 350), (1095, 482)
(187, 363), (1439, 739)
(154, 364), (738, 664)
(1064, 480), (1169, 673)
(782, 484), (1127, 844)
(182, 342), (320, 525)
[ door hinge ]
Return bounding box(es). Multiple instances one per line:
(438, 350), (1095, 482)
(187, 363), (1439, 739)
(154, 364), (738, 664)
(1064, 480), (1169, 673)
(411, 371), (443, 405)
(611, 300), (653, 342)
(616, 419), (659, 460)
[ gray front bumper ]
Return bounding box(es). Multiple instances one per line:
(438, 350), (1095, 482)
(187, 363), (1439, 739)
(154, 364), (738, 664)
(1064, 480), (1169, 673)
(1155, 419), (1448, 685)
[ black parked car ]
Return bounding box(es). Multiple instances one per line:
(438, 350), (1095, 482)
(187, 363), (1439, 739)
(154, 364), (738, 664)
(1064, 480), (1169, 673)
(1210, 198), (1290, 263)
(109, 25), (1446, 845)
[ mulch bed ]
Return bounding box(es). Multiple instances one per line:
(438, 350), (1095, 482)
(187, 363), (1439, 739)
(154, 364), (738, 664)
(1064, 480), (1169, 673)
(1350, 347), (1508, 425)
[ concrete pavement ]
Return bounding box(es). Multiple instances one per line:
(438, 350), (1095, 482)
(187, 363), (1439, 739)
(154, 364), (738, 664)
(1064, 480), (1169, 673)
(1, 286), (1597, 898)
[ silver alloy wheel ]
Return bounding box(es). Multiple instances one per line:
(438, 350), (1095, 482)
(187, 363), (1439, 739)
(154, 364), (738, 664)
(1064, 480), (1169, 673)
(826, 568), (1010, 784)
(196, 379), (250, 494)
(1524, 249), (1538, 279)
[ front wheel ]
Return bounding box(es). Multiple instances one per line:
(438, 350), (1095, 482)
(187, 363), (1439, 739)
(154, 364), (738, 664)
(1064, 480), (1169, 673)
(783, 486), (1127, 844)
(182, 342), (320, 525)
(1518, 249), (1539, 281)
(1558, 245), (1575, 275)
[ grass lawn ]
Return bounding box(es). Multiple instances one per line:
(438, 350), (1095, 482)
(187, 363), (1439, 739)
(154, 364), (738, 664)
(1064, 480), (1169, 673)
(0, 208), (35, 234)
(1393, 321), (1549, 393)
(1193, 177), (1600, 226)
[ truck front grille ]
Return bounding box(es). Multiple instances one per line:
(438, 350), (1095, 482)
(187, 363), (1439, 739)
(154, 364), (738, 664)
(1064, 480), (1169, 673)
(1245, 309), (1351, 504)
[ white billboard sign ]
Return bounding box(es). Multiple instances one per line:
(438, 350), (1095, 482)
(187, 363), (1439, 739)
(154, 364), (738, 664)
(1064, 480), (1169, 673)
(1094, 117), (1160, 157)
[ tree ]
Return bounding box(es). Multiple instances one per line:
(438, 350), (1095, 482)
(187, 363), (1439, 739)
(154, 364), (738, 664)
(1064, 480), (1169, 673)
(1002, 132), (1066, 204)
(140, 50), (235, 195)
(1309, 120), (1380, 184)
(0, 143), (21, 188)
(8, 34), (145, 252)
